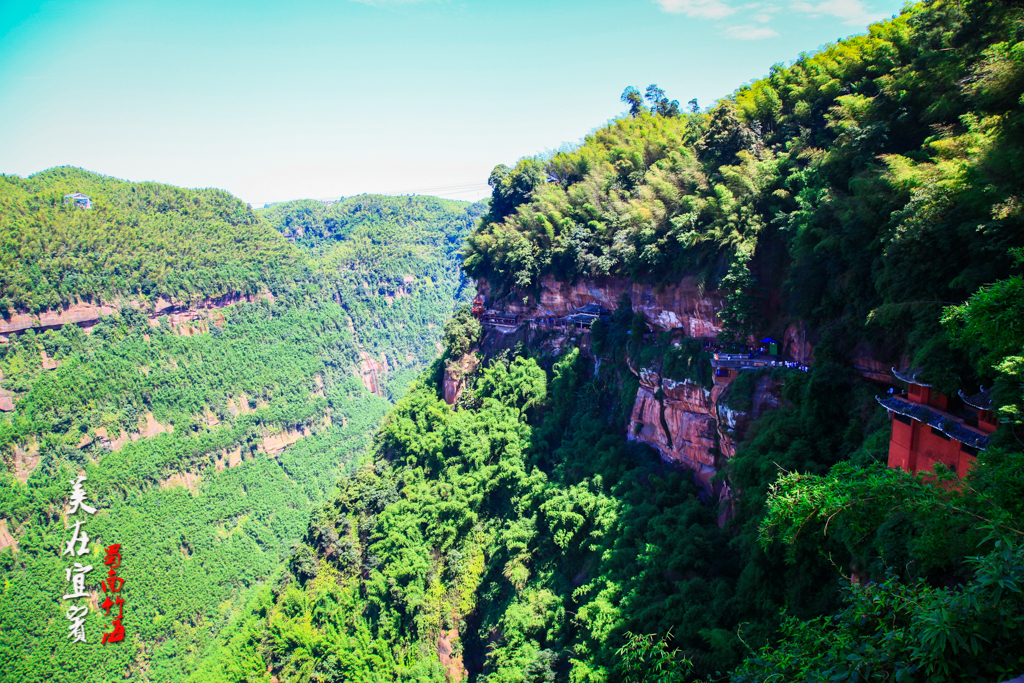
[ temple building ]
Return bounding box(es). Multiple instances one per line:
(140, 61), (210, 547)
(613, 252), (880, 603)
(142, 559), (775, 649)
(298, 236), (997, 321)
(63, 192), (91, 209)
(561, 303), (609, 330)
(876, 368), (995, 478)
(480, 311), (520, 328)
(471, 294), (486, 318)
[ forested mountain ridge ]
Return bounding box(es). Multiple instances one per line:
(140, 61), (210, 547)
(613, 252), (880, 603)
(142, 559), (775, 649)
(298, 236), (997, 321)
(0, 173), (480, 682)
(260, 195), (484, 397)
(0, 167), (302, 314)
(465, 0), (1024, 390)
(205, 1), (1024, 682)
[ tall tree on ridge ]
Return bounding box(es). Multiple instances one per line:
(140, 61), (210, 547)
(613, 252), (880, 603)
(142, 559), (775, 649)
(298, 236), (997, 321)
(621, 86), (645, 117)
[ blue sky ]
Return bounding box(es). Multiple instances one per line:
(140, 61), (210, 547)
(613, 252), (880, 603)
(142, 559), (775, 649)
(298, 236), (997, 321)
(0, 0), (906, 204)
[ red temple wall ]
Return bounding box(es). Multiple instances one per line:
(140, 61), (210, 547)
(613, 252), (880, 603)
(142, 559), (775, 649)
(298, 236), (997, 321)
(886, 382), (982, 479)
(891, 419), (914, 449)
(888, 419), (915, 472)
(886, 418), (977, 478)
(956, 451), (977, 479)
(915, 424), (961, 472)
(978, 409), (997, 434)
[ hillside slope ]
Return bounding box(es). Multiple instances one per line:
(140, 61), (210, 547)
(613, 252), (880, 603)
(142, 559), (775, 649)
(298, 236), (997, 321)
(201, 2), (1024, 682)
(464, 0), (1024, 390)
(262, 195), (484, 398)
(0, 167), (302, 313)
(0, 173), (477, 682)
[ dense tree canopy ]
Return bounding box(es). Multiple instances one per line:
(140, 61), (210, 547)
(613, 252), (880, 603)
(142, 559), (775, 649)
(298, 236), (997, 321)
(7, 2), (1024, 681)
(200, 2), (1024, 681)
(465, 0), (1024, 391)
(0, 184), (479, 682)
(0, 167), (303, 313)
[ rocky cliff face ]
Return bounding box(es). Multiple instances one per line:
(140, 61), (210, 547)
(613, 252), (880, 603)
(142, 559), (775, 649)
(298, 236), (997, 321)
(443, 276), (730, 492)
(475, 275), (730, 471)
(626, 364), (786, 494)
(356, 351), (388, 397)
(627, 368), (724, 490)
(92, 412), (175, 452)
(258, 425), (312, 456)
(1, 293), (393, 410)
(11, 440), (40, 485)
(443, 354), (480, 405)
(0, 292), (274, 341)
(478, 275), (726, 335)
(465, 276), (732, 486)
(0, 518), (17, 552)
(781, 323), (815, 365)
(464, 275), (893, 496)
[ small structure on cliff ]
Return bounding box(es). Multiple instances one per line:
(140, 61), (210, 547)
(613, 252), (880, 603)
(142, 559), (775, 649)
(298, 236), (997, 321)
(710, 352), (773, 386)
(480, 311), (520, 328)
(63, 193), (91, 209)
(561, 303), (609, 330)
(876, 368), (994, 478)
(709, 348), (810, 387)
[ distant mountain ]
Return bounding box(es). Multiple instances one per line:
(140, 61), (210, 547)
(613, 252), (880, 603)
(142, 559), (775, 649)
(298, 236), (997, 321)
(260, 194), (486, 398)
(0, 174), (481, 682)
(199, 1), (1024, 681)
(0, 167), (303, 314)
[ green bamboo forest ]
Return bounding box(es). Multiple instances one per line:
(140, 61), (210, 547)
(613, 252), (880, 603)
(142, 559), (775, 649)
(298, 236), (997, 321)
(4, 0), (1024, 681)
(0, 173), (482, 680)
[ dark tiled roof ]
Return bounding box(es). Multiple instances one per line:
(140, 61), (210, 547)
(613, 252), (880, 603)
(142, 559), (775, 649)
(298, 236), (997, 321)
(575, 303), (609, 315)
(483, 312), (519, 324)
(892, 367), (931, 386)
(876, 395), (990, 450)
(959, 387), (994, 411)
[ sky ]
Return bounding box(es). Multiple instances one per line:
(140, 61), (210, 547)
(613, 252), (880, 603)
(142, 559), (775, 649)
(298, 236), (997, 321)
(0, 0), (906, 205)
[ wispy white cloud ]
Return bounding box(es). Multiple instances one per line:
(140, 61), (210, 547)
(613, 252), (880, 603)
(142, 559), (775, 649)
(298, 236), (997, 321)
(723, 23), (780, 39)
(658, 0), (884, 39)
(789, 0), (887, 26)
(655, 0), (737, 20)
(741, 2), (781, 22)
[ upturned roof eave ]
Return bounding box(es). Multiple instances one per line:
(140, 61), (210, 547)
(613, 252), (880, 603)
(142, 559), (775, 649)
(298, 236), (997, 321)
(876, 395), (990, 450)
(891, 367), (931, 386)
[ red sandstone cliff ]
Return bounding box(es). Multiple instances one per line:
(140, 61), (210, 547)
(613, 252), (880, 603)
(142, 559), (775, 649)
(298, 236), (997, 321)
(443, 354), (480, 405)
(0, 292), (274, 340)
(258, 426), (312, 456)
(627, 369), (723, 483)
(625, 363), (787, 494)
(474, 276), (732, 482)
(0, 292), (393, 405)
(356, 351), (388, 397)
(452, 274), (896, 500)
(478, 275), (726, 335)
